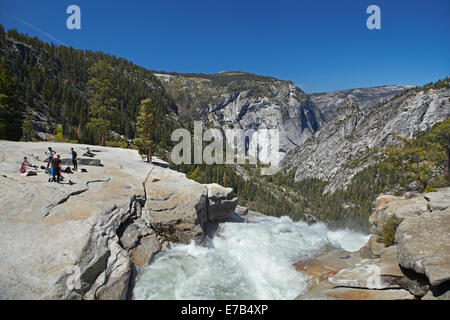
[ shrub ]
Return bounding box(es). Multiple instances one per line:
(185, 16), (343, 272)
(377, 215), (403, 247)
(53, 126), (70, 143)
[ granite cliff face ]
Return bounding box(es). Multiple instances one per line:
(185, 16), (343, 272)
(156, 72), (322, 160)
(310, 85), (414, 122)
(157, 72), (419, 168)
(0, 141), (238, 299)
(282, 83), (450, 192)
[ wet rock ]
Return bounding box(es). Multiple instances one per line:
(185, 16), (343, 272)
(328, 245), (430, 295)
(299, 284), (414, 300)
(328, 259), (401, 290)
(295, 247), (415, 300)
(206, 183), (238, 222)
(129, 234), (161, 266)
(294, 247), (361, 290)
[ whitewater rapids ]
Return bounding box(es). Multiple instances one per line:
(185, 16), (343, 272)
(133, 216), (370, 300)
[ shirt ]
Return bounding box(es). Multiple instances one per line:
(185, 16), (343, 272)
(72, 151), (77, 160)
(47, 150), (55, 160)
(50, 158), (62, 169)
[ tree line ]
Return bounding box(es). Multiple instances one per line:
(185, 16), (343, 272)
(0, 24), (177, 146)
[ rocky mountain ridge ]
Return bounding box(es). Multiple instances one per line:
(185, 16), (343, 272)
(155, 71), (321, 158)
(156, 71), (415, 163)
(281, 82), (450, 193)
(310, 85), (414, 122)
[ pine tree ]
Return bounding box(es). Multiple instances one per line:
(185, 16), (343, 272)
(0, 60), (24, 140)
(86, 60), (117, 145)
(427, 119), (450, 187)
(135, 98), (155, 162)
(22, 114), (34, 141)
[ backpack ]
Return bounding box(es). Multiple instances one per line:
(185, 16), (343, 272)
(81, 168), (87, 172)
(64, 167), (73, 174)
(27, 171), (37, 176)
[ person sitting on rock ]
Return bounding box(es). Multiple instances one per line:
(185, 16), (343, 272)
(19, 161), (37, 176)
(19, 163), (27, 176)
(22, 157), (37, 169)
(50, 154), (63, 183)
(83, 147), (94, 157)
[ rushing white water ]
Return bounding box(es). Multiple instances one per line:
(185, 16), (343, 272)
(133, 216), (369, 300)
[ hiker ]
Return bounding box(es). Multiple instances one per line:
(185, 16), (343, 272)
(126, 139), (131, 148)
(22, 157), (37, 169)
(71, 147), (78, 172)
(84, 147), (94, 157)
(19, 161), (37, 176)
(45, 147), (55, 169)
(19, 163), (27, 176)
(50, 154), (62, 183)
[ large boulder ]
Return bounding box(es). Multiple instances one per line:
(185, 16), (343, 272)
(395, 208), (450, 287)
(328, 245), (429, 296)
(205, 183), (238, 223)
(144, 173), (240, 244)
(423, 187), (450, 211)
(144, 175), (208, 244)
(369, 194), (430, 234)
(328, 258), (401, 290)
(296, 247), (415, 300)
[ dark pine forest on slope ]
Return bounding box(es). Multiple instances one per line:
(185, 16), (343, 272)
(0, 25), (177, 146)
(1, 25), (449, 232)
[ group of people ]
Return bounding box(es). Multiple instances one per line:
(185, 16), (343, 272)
(20, 146), (80, 183)
(46, 147), (79, 182)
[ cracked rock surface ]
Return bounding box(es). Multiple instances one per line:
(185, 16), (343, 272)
(0, 141), (237, 299)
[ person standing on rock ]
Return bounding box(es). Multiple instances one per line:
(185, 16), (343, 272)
(45, 147), (55, 169)
(51, 154), (62, 183)
(71, 147), (78, 172)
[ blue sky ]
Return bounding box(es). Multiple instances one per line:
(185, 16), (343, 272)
(1, 0), (449, 92)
